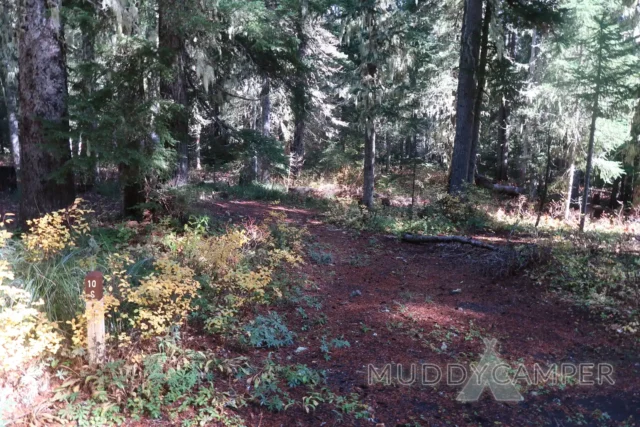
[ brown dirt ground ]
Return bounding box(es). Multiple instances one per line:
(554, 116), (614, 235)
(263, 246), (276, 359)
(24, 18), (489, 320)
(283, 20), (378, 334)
(191, 200), (640, 427)
(3, 187), (637, 427)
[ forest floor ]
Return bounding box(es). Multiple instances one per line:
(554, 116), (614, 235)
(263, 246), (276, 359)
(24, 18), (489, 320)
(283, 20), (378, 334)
(187, 198), (640, 427)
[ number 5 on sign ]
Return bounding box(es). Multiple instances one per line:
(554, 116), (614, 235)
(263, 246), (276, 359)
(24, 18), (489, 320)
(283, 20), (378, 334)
(84, 271), (105, 365)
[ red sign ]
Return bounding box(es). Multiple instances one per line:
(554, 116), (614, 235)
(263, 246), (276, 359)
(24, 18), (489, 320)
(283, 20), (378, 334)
(84, 271), (104, 300)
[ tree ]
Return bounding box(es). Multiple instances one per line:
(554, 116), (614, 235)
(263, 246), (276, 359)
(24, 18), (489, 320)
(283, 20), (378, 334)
(360, 0), (378, 209)
(496, 27), (516, 182)
(0, 0), (19, 171)
(449, 0), (484, 194)
(468, 2), (491, 183)
(289, 0), (310, 180)
(18, 0), (75, 225)
(573, 4), (638, 231)
(159, 0), (190, 186)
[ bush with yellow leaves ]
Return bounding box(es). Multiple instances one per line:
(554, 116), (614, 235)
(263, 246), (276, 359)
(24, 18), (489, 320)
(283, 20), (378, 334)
(189, 215), (303, 335)
(123, 258), (200, 338)
(0, 286), (63, 374)
(65, 211), (304, 349)
(22, 198), (92, 260)
(0, 214), (62, 374)
(69, 253), (200, 347)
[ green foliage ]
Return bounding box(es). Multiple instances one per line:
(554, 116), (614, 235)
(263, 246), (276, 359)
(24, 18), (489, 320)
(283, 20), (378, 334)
(57, 400), (125, 427)
(533, 232), (640, 332)
(308, 243), (334, 265)
(243, 312), (295, 348)
(319, 335), (351, 361)
(55, 338), (245, 426)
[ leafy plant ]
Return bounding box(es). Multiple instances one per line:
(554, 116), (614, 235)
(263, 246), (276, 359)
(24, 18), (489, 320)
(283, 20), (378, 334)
(243, 312), (295, 348)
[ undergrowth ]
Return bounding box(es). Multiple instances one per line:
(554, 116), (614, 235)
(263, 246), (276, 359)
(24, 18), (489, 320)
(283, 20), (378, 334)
(0, 198), (371, 426)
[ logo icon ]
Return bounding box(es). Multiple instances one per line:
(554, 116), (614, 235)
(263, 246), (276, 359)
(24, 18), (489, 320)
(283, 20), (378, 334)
(456, 339), (523, 402)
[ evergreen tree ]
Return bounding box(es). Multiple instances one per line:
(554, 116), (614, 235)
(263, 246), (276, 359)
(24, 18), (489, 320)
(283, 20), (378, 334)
(449, 0), (484, 194)
(289, 0), (310, 179)
(18, 0), (75, 225)
(0, 0), (19, 171)
(159, 0), (190, 186)
(572, 3), (638, 230)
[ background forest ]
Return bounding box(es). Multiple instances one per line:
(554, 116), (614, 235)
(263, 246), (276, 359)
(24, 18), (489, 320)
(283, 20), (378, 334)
(1, 0), (640, 426)
(2, 0), (640, 220)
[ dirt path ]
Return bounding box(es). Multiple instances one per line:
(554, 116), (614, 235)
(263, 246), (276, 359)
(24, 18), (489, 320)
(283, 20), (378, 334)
(204, 200), (639, 427)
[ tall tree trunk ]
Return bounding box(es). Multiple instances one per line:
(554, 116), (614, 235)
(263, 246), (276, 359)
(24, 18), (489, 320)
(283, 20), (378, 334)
(159, 0), (189, 186)
(579, 24), (604, 232)
(468, 2), (491, 183)
(580, 108), (598, 231)
(360, 0), (378, 207)
(496, 98), (510, 181)
(564, 162), (575, 220)
(564, 138), (576, 221)
(3, 77), (19, 171)
(0, 0), (19, 171)
(258, 77), (271, 182)
(120, 147), (146, 218)
(78, 15), (98, 191)
(580, 105), (599, 231)
(261, 77), (271, 137)
(610, 177), (620, 209)
(385, 132), (391, 172)
(529, 28), (539, 77)
(362, 117), (376, 208)
(535, 133), (553, 228)
(290, 0), (309, 180)
(497, 29), (515, 182)
(18, 0), (75, 226)
(120, 75), (147, 218)
(449, 0), (484, 194)
(194, 133), (202, 171)
(120, 19), (146, 218)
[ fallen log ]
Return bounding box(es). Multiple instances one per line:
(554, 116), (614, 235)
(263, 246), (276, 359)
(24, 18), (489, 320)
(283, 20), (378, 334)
(402, 233), (498, 251)
(288, 186), (317, 197)
(475, 174), (524, 196)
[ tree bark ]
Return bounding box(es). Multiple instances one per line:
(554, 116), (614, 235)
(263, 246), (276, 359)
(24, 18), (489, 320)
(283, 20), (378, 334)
(78, 15), (98, 192)
(580, 105), (599, 231)
(496, 97), (510, 181)
(3, 76), (19, 171)
(564, 161), (575, 220)
(258, 77), (271, 182)
(289, 0), (309, 180)
(385, 132), (391, 172)
(18, 0), (75, 226)
(362, 117), (376, 209)
(609, 177), (620, 209)
(120, 75), (147, 218)
(535, 134), (553, 228)
(159, 0), (189, 186)
(497, 30), (516, 183)
(449, 0), (484, 194)
(580, 24), (604, 232)
(468, 2), (491, 183)
(261, 77), (271, 137)
(0, 0), (20, 171)
(194, 134), (202, 171)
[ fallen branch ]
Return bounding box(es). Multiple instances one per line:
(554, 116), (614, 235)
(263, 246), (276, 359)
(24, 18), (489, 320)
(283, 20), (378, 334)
(475, 174), (525, 196)
(288, 186), (317, 197)
(402, 233), (498, 251)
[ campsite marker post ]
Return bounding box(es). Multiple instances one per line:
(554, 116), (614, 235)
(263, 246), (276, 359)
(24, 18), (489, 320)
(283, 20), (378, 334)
(84, 271), (105, 365)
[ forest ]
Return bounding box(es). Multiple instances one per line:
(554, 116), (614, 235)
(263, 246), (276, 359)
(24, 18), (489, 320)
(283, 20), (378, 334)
(1, 0), (639, 425)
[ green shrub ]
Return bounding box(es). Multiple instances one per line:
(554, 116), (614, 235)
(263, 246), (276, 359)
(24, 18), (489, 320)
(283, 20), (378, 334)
(243, 312), (295, 348)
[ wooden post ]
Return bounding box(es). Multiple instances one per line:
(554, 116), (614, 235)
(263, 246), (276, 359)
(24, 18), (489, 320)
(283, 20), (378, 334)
(84, 271), (105, 365)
